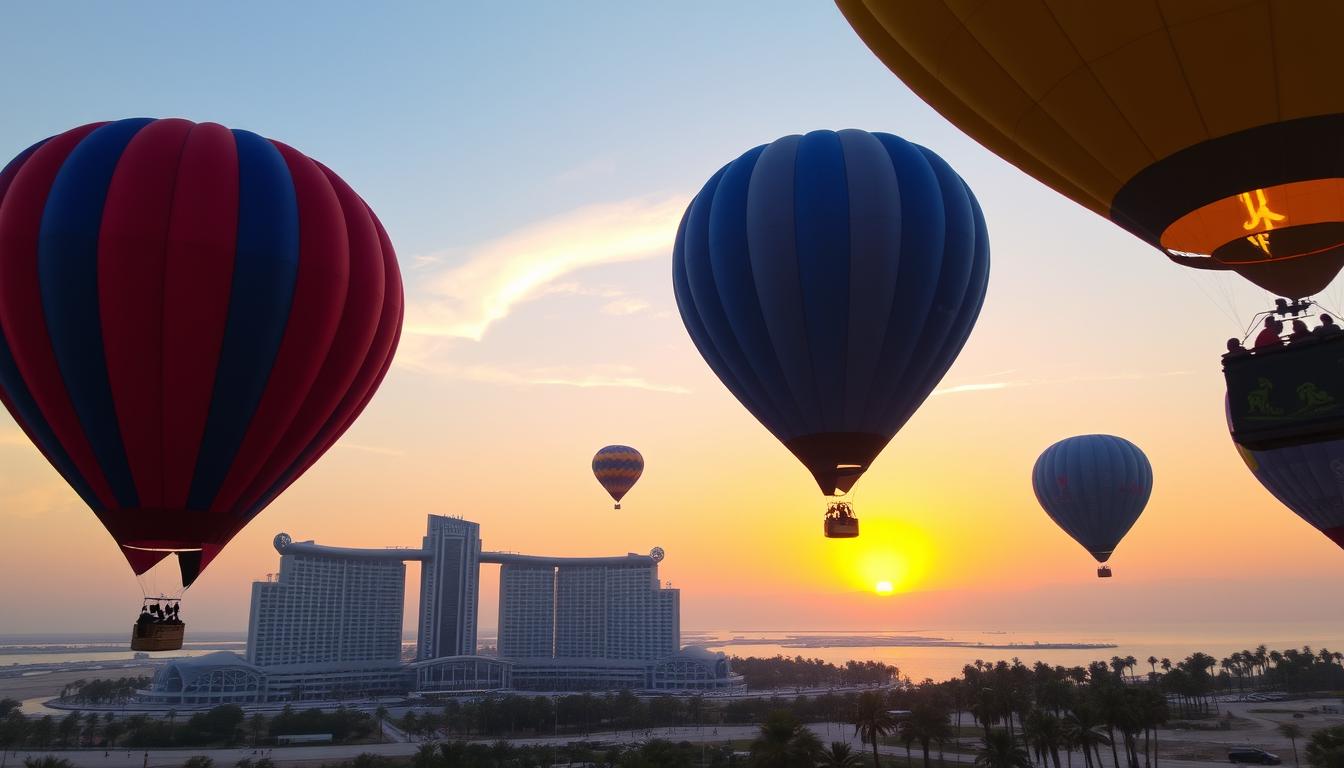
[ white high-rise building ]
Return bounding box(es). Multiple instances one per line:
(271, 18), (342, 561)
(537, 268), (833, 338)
(246, 533), (406, 668)
(496, 564), (554, 658)
(493, 549), (678, 662)
(416, 515), (481, 660)
(203, 517), (738, 700)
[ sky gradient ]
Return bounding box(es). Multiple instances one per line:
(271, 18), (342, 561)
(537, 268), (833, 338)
(1, 2), (1341, 635)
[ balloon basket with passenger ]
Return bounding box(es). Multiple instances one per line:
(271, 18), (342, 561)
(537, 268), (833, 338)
(1096, 565), (1112, 578)
(126, 548), (199, 651)
(824, 498), (860, 538)
(1223, 297), (1344, 552)
(131, 597), (185, 651)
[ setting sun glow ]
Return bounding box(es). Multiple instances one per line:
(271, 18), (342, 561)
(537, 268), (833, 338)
(874, 580), (894, 595)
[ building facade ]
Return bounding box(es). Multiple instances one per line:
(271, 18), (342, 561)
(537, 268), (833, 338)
(417, 516), (481, 661)
(497, 564), (555, 658)
(246, 534), (406, 668)
(143, 516), (739, 705)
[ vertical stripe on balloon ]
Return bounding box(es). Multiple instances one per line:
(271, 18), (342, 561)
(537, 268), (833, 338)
(0, 123), (119, 513)
(38, 118), (154, 510)
(708, 145), (801, 435)
(792, 130), (851, 430)
(208, 141), (350, 516)
(99, 118), (194, 510)
(746, 135), (824, 435)
(187, 130), (300, 512)
(232, 159), (382, 513)
(160, 122), (241, 511)
(836, 129), (901, 432)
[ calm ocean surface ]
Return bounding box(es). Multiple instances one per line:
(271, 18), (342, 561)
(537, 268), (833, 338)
(687, 621), (1344, 683)
(4, 622), (1342, 684)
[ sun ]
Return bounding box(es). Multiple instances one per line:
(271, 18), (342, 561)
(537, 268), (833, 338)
(874, 580), (894, 595)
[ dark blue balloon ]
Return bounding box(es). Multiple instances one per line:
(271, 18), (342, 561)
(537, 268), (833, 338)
(672, 129), (990, 495)
(1032, 435), (1154, 563)
(1235, 438), (1344, 550)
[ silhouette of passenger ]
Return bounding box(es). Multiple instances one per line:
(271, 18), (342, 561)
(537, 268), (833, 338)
(1317, 315), (1342, 336)
(1290, 319), (1313, 342)
(1254, 317), (1284, 349)
(1225, 338), (1248, 357)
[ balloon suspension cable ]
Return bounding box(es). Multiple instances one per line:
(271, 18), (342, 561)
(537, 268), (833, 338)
(1238, 297), (1319, 345)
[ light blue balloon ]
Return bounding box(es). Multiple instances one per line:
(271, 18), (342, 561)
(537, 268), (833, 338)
(1032, 434), (1153, 562)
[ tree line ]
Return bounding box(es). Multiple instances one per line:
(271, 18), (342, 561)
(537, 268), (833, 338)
(0, 705), (375, 751)
(56, 678), (150, 705)
(729, 657), (899, 690)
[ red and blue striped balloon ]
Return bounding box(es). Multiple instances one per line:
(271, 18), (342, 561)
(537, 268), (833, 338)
(0, 118), (403, 585)
(592, 445), (644, 509)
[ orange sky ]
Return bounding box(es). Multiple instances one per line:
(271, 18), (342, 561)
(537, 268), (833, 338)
(1, 3), (1342, 637)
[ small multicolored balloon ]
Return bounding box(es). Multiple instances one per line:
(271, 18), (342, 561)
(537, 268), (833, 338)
(592, 445), (644, 509)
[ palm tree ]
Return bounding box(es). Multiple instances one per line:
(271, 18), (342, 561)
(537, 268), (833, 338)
(1159, 659), (1172, 674)
(1280, 723), (1303, 767)
(977, 730), (1032, 768)
(1146, 658), (1158, 679)
(374, 706), (388, 742)
(1253, 646), (1268, 680)
(1305, 725), (1344, 768)
(1064, 703), (1111, 768)
(901, 704), (954, 768)
(1024, 710), (1064, 768)
(248, 713), (266, 747)
(822, 743), (864, 768)
(853, 691), (897, 768)
(751, 710), (821, 768)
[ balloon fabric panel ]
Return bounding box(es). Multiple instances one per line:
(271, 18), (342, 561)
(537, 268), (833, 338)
(0, 118), (402, 584)
(674, 129), (989, 496)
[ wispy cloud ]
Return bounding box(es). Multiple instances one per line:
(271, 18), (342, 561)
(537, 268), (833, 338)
(405, 195), (686, 341)
(602, 297), (651, 316)
(933, 382), (1015, 395)
(933, 370), (1190, 397)
(395, 338), (689, 394)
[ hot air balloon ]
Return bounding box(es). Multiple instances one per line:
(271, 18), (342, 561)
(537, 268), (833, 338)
(592, 445), (643, 509)
(1031, 435), (1153, 577)
(836, 1), (1344, 299)
(0, 118), (403, 649)
(672, 129), (990, 538)
(1225, 345), (1344, 550)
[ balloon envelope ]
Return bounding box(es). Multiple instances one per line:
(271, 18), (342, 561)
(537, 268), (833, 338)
(1231, 424), (1344, 551)
(673, 129), (989, 495)
(592, 445), (644, 505)
(1032, 434), (1153, 563)
(837, 1), (1344, 297)
(0, 118), (403, 585)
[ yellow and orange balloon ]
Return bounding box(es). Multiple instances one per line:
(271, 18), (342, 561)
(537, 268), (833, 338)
(836, 0), (1344, 298)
